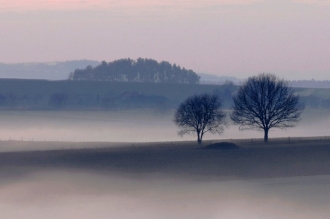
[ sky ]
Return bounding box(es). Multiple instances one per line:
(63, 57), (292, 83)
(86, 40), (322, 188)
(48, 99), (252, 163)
(0, 0), (329, 80)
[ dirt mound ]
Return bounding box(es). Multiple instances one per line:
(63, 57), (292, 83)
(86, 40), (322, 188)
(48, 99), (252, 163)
(204, 142), (239, 150)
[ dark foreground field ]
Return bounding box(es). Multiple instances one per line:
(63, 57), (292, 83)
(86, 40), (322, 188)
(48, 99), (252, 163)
(1, 137), (330, 180)
(1, 138), (330, 219)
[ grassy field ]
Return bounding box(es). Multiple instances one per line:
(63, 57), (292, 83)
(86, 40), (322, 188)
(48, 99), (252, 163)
(1, 138), (330, 219)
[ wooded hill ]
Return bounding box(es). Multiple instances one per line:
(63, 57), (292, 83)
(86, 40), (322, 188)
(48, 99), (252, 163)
(69, 58), (200, 84)
(0, 79), (328, 110)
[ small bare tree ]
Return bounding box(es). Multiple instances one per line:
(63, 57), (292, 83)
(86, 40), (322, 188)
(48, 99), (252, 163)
(174, 93), (227, 144)
(230, 73), (304, 142)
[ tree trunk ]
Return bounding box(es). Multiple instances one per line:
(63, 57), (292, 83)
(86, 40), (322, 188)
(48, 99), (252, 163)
(264, 128), (269, 143)
(197, 131), (202, 144)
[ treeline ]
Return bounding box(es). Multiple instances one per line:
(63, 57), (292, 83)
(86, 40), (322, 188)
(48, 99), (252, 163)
(0, 79), (222, 110)
(300, 95), (330, 108)
(199, 75), (330, 89)
(69, 58), (200, 84)
(0, 79), (329, 111)
(290, 80), (330, 89)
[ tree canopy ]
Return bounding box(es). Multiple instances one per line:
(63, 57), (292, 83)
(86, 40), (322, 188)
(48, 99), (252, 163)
(69, 58), (200, 84)
(174, 93), (227, 144)
(230, 73), (304, 142)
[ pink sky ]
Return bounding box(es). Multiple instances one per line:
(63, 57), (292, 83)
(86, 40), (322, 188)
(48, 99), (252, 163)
(0, 0), (329, 79)
(0, 0), (264, 10)
(1, 0), (329, 11)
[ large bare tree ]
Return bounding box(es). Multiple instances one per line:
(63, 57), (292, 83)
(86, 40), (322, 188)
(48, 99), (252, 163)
(174, 93), (226, 144)
(230, 73), (304, 142)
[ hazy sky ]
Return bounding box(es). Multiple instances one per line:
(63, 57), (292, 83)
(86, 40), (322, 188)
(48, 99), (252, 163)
(0, 0), (329, 80)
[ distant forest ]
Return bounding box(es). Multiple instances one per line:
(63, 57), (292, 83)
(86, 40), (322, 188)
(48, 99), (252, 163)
(0, 60), (328, 88)
(0, 79), (224, 111)
(289, 80), (330, 89)
(0, 79), (328, 111)
(0, 59), (329, 111)
(199, 74), (330, 89)
(69, 58), (200, 84)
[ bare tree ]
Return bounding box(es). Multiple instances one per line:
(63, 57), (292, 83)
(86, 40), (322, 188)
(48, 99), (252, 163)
(174, 93), (227, 144)
(230, 73), (304, 142)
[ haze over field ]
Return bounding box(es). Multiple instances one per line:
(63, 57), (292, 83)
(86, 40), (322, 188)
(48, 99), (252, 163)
(1, 0), (330, 80)
(1, 170), (330, 219)
(1, 1), (330, 218)
(0, 109), (329, 145)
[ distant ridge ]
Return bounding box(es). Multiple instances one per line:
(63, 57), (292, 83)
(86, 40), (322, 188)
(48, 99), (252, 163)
(0, 60), (329, 88)
(289, 80), (330, 89)
(0, 60), (100, 80)
(199, 73), (330, 89)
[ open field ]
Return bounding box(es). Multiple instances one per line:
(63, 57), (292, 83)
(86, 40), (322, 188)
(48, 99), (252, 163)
(1, 137), (330, 179)
(1, 138), (330, 218)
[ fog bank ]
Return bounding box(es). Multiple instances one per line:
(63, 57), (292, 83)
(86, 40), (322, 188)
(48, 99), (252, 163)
(0, 170), (329, 219)
(0, 109), (328, 142)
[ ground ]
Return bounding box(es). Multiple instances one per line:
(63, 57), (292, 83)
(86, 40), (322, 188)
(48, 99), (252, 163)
(0, 138), (330, 218)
